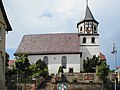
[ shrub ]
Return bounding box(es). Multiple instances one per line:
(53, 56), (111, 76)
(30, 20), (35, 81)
(50, 73), (55, 78)
(41, 68), (48, 78)
(58, 66), (64, 74)
(72, 78), (77, 83)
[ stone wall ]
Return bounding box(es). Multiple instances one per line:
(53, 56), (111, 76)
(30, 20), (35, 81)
(67, 83), (120, 90)
(5, 76), (45, 90)
(51, 82), (120, 90)
(64, 73), (100, 83)
(64, 72), (118, 83)
(17, 77), (45, 90)
(68, 83), (102, 90)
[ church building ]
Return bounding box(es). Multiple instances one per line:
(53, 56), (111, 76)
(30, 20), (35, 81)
(15, 3), (105, 74)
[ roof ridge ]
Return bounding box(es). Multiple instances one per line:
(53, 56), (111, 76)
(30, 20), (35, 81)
(24, 33), (78, 36)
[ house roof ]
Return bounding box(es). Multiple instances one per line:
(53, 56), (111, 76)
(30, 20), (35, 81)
(100, 52), (106, 61)
(8, 60), (15, 65)
(15, 33), (80, 55)
(115, 68), (120, 72)
(0, 0), (12, 31)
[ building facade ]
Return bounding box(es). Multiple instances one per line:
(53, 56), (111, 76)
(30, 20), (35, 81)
(0, 0), (12, 89)
(15, 4), (105, 74)
(15, 33), (81, 74)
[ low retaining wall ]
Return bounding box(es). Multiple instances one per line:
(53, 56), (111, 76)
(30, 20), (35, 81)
(64, 72), (117, 83)
(17, 77), (45, 90)
(51, 82), (120, 90)
(67, 83), (120, 90)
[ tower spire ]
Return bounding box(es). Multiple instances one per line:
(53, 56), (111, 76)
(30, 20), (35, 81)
(86, 0), (88, 6)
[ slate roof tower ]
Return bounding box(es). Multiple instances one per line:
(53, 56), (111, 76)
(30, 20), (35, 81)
(77, 2), (100, 71)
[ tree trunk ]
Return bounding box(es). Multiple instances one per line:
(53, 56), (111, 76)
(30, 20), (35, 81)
(102, 81), (104, 90)
(24, 73), (26, 90)
(24, 82), (26, 90)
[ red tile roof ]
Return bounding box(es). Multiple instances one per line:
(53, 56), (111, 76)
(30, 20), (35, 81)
(100, 52), (106, 61)
(15, 33), (80, 54)
(8, 60), (15, 65)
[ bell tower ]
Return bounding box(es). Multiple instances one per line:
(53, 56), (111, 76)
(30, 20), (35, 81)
(77, 1), (100, 71)
(77, 0), (99, 35)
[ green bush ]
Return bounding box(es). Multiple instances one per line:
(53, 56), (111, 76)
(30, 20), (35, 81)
(41, 68), (48, 78)
(72, 78), (77, 83)
(58, 66), (64, 74)
(50, 73), (55, 78)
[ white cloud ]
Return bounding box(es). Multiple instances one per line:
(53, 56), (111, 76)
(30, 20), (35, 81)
(4, 0), (85, 49)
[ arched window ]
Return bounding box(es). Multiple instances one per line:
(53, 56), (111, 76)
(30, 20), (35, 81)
(61, 56), (67, 69)
(43, 56), (48, 65)
(91, 37), (95, 43)
(83, 37), (86, 43)
(94, 26), (96, 30)
(94, 26), (97, 33)
(80, 27), (82, 31)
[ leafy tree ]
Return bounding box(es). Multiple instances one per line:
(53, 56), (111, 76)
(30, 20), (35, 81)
(83, 55), (99, 72)
(15, 53), (30, 73)
(5, 52), (10, 68)
(29, 63), (41, 77)
(41, 68), (49, 78)
(97, 61), (109, 90)
(5, 52), (10, 76)
(15, 53), (31, 90)
(29, 64), (37, 73)
(5, 52), (16, 83)
(34, 59), (48, 78)
(36, 59), (47, 70)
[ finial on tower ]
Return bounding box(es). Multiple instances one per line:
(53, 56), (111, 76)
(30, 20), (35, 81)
(86, 0), (88, 6)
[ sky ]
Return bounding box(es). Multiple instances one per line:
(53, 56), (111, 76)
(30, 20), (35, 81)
(2, 0), (120, 69)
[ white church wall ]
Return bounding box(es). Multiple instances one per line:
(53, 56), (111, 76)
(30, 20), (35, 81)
(81, 46), (100, 57)
(80, 35), (99, 46)
(80, 46), (100, 71)
(28, 54), (80, 74)
(79, 35), (100, 71)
